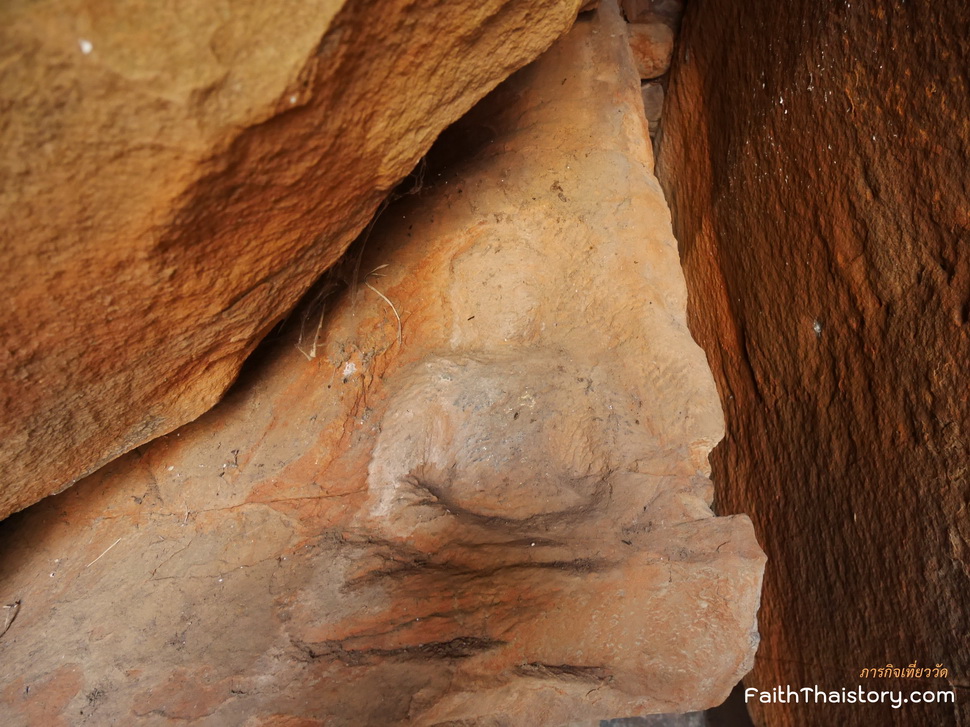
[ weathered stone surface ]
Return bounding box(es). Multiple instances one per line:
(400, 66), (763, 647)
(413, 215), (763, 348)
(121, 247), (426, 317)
(0, 0), (587, 520)
(641, 81), (664, 138)
(657, 0), (970, 724)
(626, 22), (674, 80)
(0, 3), (764, 724)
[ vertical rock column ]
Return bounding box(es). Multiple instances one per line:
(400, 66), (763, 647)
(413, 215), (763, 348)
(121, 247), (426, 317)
(657, 0), (970, 724)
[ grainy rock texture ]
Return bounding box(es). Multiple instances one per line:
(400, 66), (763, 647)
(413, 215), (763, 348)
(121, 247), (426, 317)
(625, 22), (674, 80)
(0, 4), (764, 724)
(657, 1), (970, 725)
(0, 0), (587, 520)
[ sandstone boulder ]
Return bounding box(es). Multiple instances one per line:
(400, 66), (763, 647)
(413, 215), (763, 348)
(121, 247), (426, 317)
(626, 22), (674, 79)
(0, 3), (764, 724)
(0, 0), (586, 519)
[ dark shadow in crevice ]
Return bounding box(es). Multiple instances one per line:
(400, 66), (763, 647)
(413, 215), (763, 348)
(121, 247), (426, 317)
(222, 155), (435, 402)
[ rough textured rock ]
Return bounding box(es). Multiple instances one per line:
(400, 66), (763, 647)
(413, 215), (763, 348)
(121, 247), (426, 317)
(641, 82), (664, 139)
(0, 4), (764, 724)
(657, 1), (970, 725)
(625, 22), (674, 80)
(0, 0), (588, 520)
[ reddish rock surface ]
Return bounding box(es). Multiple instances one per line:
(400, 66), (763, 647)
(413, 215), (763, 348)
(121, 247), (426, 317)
(657, 1), (970, 724)
(0, 0), (587, 520)
(0, 4), (764, 724)
(625, 23), (674, 80)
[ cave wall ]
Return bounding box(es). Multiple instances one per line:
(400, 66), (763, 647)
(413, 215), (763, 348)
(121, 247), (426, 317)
(0, 0), (585, 520)
(657, 1), (969, 724)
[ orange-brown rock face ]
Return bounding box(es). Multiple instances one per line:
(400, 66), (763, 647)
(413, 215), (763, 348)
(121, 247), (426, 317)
(0, 0), (588, 520)
(657, 1), (970, 725)
(0, 3), (764, 724)
(625, 22), (673, 80)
